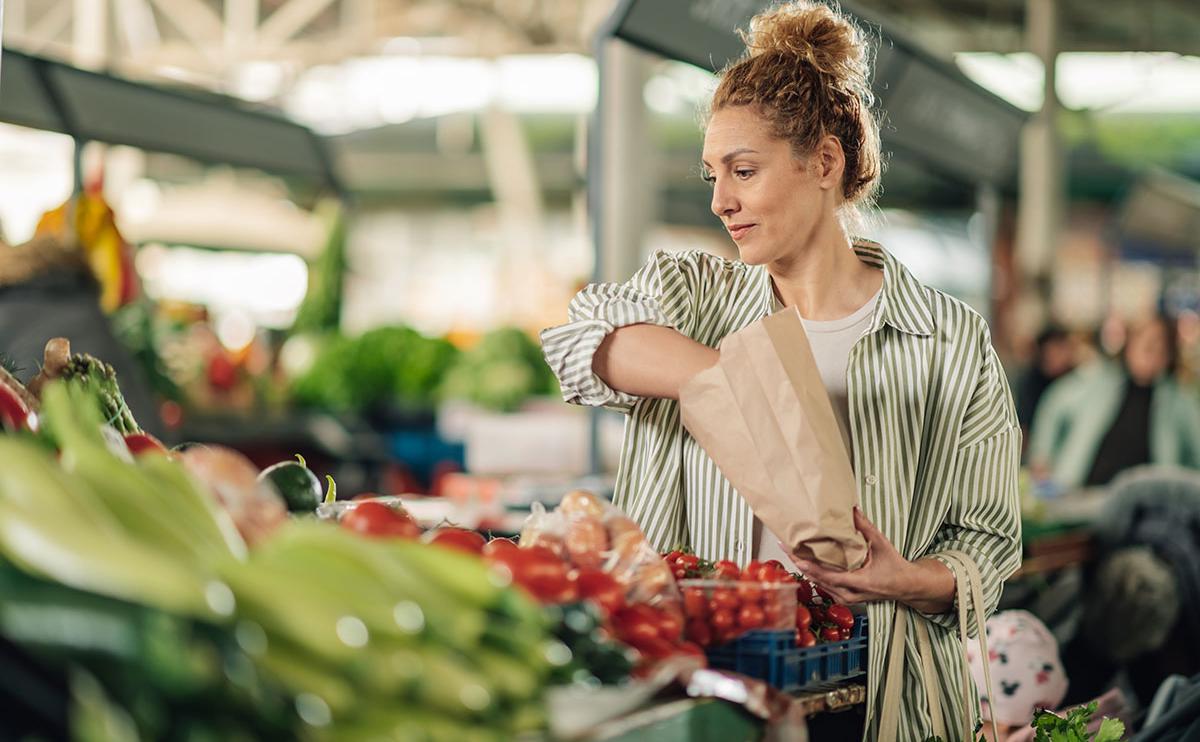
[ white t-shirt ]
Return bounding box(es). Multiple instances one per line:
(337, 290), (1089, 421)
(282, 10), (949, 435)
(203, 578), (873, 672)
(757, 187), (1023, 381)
(753, 286), (881, 563)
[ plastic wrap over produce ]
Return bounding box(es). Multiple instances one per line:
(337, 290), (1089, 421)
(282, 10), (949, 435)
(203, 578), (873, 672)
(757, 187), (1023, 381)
(520, 490), (680, 608)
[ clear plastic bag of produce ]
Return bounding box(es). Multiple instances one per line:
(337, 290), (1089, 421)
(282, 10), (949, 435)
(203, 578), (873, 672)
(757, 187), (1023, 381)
(519, 490), (679, 608)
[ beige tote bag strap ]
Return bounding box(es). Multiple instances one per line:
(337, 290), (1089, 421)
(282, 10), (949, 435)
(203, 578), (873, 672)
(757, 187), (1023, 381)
(941, 550), (1000, 742)
(915, 617), (948, 742)
(877, 603), (908, 742)
(877, 551), (1001, 742)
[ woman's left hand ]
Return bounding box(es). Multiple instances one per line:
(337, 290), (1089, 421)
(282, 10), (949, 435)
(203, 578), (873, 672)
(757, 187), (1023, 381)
(786, 507), (916, 605)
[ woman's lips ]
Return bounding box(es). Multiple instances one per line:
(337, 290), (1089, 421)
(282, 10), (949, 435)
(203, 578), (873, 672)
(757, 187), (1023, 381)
(728, 224), (756, 241)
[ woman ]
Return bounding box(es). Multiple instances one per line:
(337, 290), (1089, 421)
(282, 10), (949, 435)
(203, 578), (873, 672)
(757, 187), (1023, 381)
(1029, 313), (1200, 489)
(541, 3), (1021, 739)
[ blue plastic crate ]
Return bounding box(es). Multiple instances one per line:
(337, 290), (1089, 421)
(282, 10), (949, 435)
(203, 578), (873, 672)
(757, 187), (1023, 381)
(706, 615), (868, 692)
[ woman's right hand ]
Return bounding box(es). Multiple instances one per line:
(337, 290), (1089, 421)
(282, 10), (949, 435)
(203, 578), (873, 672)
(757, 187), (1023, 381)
(593, 324), (719, 401)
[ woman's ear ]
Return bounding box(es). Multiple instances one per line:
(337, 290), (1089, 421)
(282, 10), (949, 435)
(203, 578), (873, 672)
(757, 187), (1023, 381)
(815, 135), (846, 191)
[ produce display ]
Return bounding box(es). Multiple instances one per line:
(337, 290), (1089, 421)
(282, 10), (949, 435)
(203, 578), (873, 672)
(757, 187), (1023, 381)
(0, 370), (556, 739)
(437, 327), (560, 412)
(0, 343), (878, 738)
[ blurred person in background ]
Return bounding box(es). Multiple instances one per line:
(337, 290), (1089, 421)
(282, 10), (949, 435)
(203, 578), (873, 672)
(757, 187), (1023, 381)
(1028, 312), (1200, 489)
(1015, 324), (1076, 440)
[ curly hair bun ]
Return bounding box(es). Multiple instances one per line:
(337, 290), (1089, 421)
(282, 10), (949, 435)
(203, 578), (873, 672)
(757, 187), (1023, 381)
(744, 2), (871, 100)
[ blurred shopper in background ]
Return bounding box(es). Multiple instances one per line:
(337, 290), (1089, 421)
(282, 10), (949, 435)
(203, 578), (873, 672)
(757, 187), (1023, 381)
(1015, 324), (1077, 439)
(1028, 313), (1200, 489)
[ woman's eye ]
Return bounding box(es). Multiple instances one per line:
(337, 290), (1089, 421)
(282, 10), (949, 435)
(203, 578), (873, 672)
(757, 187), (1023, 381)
(735, 169), (755, 180)
(701, 172), (715, 185)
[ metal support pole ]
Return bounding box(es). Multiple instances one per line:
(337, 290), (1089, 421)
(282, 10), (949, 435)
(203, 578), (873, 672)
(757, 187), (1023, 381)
(1014, 0), (1063, 329)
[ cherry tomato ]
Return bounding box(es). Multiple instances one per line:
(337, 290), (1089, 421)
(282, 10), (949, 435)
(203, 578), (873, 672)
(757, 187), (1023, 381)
(809, 605), (827, 625)
(795, 628), (817, 648)
(737, 604), (765, 631)
(686, 619), (712, 647)
(677, 554), (700, 573)
(820, 626), (842, 642)
(735, 581), (764, 604)
(840, 627), (852, 640)
(423, 527), (486, 554)
(682, 587), (707, 618)
(762, 559), (788, 575)
(814, 585), (835, 603)
(762, 598), (786, 627)
(795, 604), (812, 632)
(574, 569), (625, 615)
(341, 501), (422, 539)
(709, 608), (735, 633)
(708, 588), (738, 612)
(740, 560), (765, 582)
(826, 604), (855, 631)
(665, 550), (683, 566)
(712, 560), (741, 581)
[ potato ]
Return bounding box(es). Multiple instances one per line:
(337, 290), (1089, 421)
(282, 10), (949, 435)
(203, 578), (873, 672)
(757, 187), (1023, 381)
(559, 489), (605, 518)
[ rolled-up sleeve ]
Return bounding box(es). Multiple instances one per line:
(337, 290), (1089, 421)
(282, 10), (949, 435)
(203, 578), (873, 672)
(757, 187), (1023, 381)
(540, 250), (695, 414)
(923, 335), (1023, 633)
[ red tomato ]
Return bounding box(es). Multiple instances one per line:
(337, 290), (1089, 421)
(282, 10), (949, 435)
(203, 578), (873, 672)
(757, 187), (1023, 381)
(709, 608), (735, 633)
(677, 554), (700, 573)
(840, 627), (852, 640)
(712, 560), (741, 581)
(814, 585), (835, 603)
(737, 604), (765, 631)
(709, 587), (738, 612)
(628, 636), (676, 660)
(826, 604), (855, 631)
(341, 502), (422, 539)
(123, 433), (166, 456)
(820, 626), (842, 642)
(686, 619), (712, 647)
(0, 385), (36, 433)
(482, 538), (520, 558)
(614, 607), (661, 646)
(735, 582), (764, 604)
(762, 599), (786, 627)
(575, 569), (625, 615)
(752, 561), (789, 583)
(795, 629), (817, 648)
(665, 550), (683, 566)
(675, 641), (707, 664)
(682, 587), (707, 618)
(795, 604), (812, 632)
(673, 566), (687, 580)
(656, 606), (684, 641)
(740, 560), (765, 582)
(423, 528), (485, 554)
(808, 605), (827, 625)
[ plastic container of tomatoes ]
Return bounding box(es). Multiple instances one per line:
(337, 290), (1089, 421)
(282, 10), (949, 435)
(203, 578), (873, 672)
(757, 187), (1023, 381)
(707, 615), (868, 692)
(677, 579), (799, 642)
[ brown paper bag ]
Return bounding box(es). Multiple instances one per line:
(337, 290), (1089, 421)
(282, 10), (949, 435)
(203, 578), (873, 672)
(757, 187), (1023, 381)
(679, 307), (868, 570)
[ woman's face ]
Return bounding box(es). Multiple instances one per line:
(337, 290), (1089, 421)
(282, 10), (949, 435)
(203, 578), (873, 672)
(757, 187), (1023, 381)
(1125, 318), (1170, 384)
(702, 106), (840, 266)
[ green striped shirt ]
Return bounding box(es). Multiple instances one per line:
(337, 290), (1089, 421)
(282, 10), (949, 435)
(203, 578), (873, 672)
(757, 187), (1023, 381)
(541, 240), (1022, 740)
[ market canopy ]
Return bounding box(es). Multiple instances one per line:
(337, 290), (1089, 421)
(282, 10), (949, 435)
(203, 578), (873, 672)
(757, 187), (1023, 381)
(602, 0), (1028, 191)
(0, 49), (336, 188)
